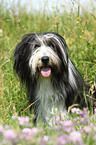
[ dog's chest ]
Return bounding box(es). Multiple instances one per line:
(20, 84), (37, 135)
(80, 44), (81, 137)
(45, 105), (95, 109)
(36, 76), (66, 121)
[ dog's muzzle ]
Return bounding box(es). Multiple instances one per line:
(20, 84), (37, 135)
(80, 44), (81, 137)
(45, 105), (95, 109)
(40, 56), (51, 78)
(29, 45), (61, 76)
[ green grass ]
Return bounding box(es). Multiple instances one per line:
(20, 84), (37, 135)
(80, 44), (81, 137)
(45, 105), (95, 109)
(0, 1), (96, 144)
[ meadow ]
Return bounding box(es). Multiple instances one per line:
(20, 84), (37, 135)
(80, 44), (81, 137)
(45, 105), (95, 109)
(0, 1), (96, 144)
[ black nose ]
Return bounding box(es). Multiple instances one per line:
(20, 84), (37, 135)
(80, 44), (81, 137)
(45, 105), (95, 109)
(41, 56), (49, 64)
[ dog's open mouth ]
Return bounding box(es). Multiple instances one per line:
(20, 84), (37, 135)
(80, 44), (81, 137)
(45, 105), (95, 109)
(40, 67), (51, 77)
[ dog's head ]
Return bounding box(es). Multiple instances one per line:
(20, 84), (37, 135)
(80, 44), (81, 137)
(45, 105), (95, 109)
(14, 32), (68, 83)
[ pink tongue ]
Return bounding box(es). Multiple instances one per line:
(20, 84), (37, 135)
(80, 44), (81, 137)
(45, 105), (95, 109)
(41, 67), (51, 77)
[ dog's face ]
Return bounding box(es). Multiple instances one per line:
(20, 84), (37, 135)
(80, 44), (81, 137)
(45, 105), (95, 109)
(14, 32), (68, 84)
(28, 33), (68, 79)
(29, 37), (61, 78)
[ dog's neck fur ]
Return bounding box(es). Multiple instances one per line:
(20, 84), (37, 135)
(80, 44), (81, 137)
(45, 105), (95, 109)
(35, 75), (66, 121)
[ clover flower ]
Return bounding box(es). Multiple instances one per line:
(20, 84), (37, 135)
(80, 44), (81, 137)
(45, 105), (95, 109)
(57, 120), (74, 133)
(63, 120), (73, 127)
(31, 127), (38, 135)
(22, 127), (38, 139)
(4, 129), (17, 140)
(12, 116), (29, 126)
(57, 134), (70, 145)
(74, 117), (79, 121)
(12, 115), (18, 120)
(22, 128), (32, 136)
(41, 135), (48, 145)
(71, 108), (80, 114)
(80, 117), (88, 124)
(4, 125), (9, 129)
(18, 116), (29, 126)
(70, 131), (83, 145)
(83, 126), (92, 134)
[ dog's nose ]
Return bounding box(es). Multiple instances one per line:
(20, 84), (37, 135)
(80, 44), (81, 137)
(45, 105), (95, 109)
(41, 56), (49, 64)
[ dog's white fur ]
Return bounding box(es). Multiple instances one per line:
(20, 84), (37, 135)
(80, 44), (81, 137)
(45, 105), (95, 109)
(35, 75), (67, 121)
(29, 45), (60, 75)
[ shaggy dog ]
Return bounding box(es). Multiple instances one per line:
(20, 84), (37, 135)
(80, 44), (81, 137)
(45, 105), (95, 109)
(14, 32), (91, 123)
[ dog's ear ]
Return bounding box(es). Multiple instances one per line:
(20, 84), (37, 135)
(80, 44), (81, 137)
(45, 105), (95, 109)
(14, 33), (35, 81)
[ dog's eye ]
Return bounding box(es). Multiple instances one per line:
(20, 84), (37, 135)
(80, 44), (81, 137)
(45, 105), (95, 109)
(49, 42), (56, 50)
(34, 44), (40, 49)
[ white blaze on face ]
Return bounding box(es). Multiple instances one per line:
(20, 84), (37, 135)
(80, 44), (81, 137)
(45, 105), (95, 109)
(29, 45), (61, 75)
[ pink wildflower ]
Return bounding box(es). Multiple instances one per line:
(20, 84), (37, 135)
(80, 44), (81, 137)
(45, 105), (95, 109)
(70, 131), (83, 144)
(4, 129), (17, 140)
(71, 108), (80, 114)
